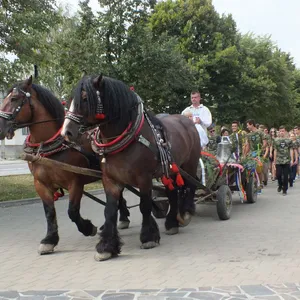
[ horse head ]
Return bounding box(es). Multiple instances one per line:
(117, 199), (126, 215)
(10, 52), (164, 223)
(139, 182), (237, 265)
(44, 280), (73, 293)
(62, 74), (106, 142)
(62, 73), (139, 143)
(0, 76), (34, 140)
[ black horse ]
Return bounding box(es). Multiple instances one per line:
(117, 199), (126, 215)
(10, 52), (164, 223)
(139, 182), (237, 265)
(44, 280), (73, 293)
(62, 74), (200, 261)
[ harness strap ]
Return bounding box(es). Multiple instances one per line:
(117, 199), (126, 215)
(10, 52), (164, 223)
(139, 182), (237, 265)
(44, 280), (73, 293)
(144, 111), (170, 178)
(25, 126), (63, 147)
(92, 100), (144, 155)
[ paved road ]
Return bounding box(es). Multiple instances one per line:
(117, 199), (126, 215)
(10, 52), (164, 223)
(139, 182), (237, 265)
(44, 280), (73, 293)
(0, 160), (30, 176)
(0, 180), (300, 294)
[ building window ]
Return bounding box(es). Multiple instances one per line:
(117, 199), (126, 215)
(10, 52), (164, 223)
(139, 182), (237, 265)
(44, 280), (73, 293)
(22, 127), (29, 135)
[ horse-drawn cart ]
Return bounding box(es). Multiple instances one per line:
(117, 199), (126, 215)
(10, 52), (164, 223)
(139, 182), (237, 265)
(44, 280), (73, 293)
(21, 149), (233, 222)
(214, 137), (259, 205)
(152, 149), (233, 221)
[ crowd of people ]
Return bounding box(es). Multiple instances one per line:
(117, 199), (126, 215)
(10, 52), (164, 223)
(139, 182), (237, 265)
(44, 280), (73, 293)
(181, 90), (299, 196)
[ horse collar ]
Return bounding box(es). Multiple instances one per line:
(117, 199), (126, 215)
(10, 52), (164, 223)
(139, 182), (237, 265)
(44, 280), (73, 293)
(23, 126), (68, 157)
(91, 101), (144, 155)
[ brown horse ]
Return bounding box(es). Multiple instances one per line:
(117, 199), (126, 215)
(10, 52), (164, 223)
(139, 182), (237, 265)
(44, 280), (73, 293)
(62, 74), (200, 261)
(0, 76), (130, 254)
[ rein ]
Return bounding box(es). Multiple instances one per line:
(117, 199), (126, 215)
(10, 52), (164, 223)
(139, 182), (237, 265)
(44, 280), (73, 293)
(12, 118), (64, 130)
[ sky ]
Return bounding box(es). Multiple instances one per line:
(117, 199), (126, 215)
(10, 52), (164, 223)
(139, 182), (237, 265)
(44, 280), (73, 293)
(60, 0), (300, 67)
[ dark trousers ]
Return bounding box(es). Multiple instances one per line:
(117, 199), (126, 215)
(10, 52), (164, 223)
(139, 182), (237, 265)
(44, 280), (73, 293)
(276, 164), (290, 192)
(289, 165), (297, 185)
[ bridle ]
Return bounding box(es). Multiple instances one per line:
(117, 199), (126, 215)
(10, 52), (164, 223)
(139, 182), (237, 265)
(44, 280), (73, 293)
(0, 87), (64, 133)
(0, 87), (34, 130)
(65, 88), (142, 137)
(65, 90), (105, 134)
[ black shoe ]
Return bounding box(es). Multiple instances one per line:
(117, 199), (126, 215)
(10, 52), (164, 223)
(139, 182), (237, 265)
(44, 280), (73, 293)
(283, 191), (287, 196)
(290, 183), (293, 187)
(277, 187), (282, 193)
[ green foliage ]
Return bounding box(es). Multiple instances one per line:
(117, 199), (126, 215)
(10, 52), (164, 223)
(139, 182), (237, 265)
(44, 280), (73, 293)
(0, 0), (59, 61)
(119, 25), (195, 113)
(1, 0), (299, 128)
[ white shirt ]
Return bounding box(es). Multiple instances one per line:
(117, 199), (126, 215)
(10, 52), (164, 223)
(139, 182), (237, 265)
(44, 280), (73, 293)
(181, 104), (212, 132)
(195, 124), (209, 147)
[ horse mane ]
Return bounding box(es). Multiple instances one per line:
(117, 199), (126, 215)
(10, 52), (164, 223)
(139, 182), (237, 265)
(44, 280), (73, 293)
(7, 82), (65, 127)
(73, 75), (139, 125)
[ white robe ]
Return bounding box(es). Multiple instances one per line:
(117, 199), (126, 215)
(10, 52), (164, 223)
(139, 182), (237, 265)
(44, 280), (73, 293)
(195, 123), (209, 148)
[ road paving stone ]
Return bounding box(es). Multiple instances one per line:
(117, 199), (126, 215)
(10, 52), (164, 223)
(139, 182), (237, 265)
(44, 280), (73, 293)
(1, 182), (300, 298)
(2, 285), (300, 299)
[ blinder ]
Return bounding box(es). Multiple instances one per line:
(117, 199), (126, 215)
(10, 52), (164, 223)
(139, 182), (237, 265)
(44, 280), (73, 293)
(65, 88), (105, 133)
(0, 87), (34, 128)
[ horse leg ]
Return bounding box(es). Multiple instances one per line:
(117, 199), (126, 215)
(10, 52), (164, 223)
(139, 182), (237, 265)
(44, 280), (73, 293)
(99, 191), (130, 230)
(35, 181), (59, 255)
(140, 189), (160, 249)
(118, 193), (130, 230)
(178, 161), (198, 227)
(94, 179), (123, 261)
(165, 188), (179, 235)
(179, 181), (196, 227)
(68, 183), (97, 237)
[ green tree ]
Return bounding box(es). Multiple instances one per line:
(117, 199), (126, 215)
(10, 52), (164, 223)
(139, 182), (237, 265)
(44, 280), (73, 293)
(149, 0), (239, 120)
(120, 25), (195, 113)
(35, 2), (106, 98)
(97, 0), (156, 77)
(0, 0), (59, 62)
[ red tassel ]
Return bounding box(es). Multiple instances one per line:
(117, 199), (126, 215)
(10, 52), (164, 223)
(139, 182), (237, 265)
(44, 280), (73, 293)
(95, 113), (106, 120)
(162, 175), (175, 190)
(53, 191), (63, 201)
(162, 175), (169, 186)
(176, 173), (184, 187)
(171, 163), (179, 173)
(168, 182), (175, 190)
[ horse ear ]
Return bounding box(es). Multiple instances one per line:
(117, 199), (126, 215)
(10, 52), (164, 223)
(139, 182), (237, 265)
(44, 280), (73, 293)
(93, 74), (103, 90)
(25, 75), (33, 87)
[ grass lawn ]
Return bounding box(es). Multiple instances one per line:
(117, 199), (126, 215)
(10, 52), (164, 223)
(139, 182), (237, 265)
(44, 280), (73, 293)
(0, 174), (102, 202)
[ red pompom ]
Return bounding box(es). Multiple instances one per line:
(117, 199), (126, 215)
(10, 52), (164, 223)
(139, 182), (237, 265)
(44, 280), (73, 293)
(168, 182), (175, 191)
(61, 101), (66, 106)
(161, 175), (175, 190)
(95, 113), (105, 120)
(53, 191), (63, 201)
(171, 163), (179, 173)
(161, 175), (169, 186)
(176, 174), (184, 187)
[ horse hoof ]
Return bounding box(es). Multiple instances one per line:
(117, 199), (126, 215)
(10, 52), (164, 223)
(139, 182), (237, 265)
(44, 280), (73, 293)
(91, 225), (98, 236)
(140, 241), (159, 249)
(165, 227), (179, 235)
(94, 252), (112, 261)
(118, 221), (130, 230)
(38, 244), (55, 255)
(179, 213), (192, 227)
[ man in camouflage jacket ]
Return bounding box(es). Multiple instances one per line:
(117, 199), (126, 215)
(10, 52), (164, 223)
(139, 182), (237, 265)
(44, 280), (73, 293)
(274, 126), (294, 195)
(206, 126), (221, 156)
(230, 120), (244, 162)
(244, 119), (268, 192)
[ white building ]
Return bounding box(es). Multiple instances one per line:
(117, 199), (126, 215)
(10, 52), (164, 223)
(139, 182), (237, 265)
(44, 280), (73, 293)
(0, 93), (28, 160)
(1, 129), (28, 160)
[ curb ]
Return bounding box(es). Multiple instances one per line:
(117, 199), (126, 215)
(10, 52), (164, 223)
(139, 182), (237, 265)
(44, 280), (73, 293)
(0, 189), (105, 208)
(0, 160), (26, 164)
